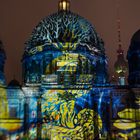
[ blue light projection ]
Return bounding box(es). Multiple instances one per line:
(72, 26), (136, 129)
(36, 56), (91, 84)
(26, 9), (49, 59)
(22, 11), (108, 85)
(0, 10), (139, 140)
(21, 10), (109, 140)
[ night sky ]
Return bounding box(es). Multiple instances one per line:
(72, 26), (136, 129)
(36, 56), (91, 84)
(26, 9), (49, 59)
(0, 0), (140, 83)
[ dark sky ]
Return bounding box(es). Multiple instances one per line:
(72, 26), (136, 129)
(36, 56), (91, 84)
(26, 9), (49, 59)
(0, 0), (140, 83)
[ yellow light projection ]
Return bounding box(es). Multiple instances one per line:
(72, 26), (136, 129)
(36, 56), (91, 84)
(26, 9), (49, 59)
(118, 108), (140, 120)
(136, 97), (140, 105)
(113, 119), (136, 130)
(0, 120), (22, 132)
(45, 53), (81, 74)
(0, 88), (9, 119)
(113, 120), (138, 140)
(113, 98), (140, 139)
(0, 87), (22, 132)
(53, 42), (78, 51)
(41, 89), (102, 140)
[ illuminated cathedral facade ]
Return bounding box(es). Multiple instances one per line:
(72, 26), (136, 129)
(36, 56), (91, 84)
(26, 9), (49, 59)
(0, 1), (140, 140)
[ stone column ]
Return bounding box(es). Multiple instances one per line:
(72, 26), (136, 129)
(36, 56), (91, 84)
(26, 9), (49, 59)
(24, 97), (30, 135)
(109, 92), (113, 139)
(37, 96), (42, 140)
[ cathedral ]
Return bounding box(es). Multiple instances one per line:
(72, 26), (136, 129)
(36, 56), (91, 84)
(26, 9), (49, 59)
(0, 0), (140, 140)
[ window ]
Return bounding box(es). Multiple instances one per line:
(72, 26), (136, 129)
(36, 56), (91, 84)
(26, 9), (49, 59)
(9, 107), (17, 118)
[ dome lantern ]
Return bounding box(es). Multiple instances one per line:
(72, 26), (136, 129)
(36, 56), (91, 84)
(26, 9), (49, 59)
(59, 0), (70, 11)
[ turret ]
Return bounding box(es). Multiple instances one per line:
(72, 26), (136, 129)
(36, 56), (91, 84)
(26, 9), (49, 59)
(0, 40), (6, 85)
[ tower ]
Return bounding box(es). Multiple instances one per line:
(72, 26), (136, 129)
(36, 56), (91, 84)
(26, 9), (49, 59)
(114, 0), (127, 85)
(114, 46), (127, 85)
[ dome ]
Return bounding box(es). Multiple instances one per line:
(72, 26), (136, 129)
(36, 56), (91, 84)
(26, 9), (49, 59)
(22, 10), (108, 85)
(127, 29), (140, 85)
(131, 29), (140, 43)
(128, 29), (140, 55)
(0, 40), (6, 54)
(24, 11), (105, 57)
(8, 79), (20, 87)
